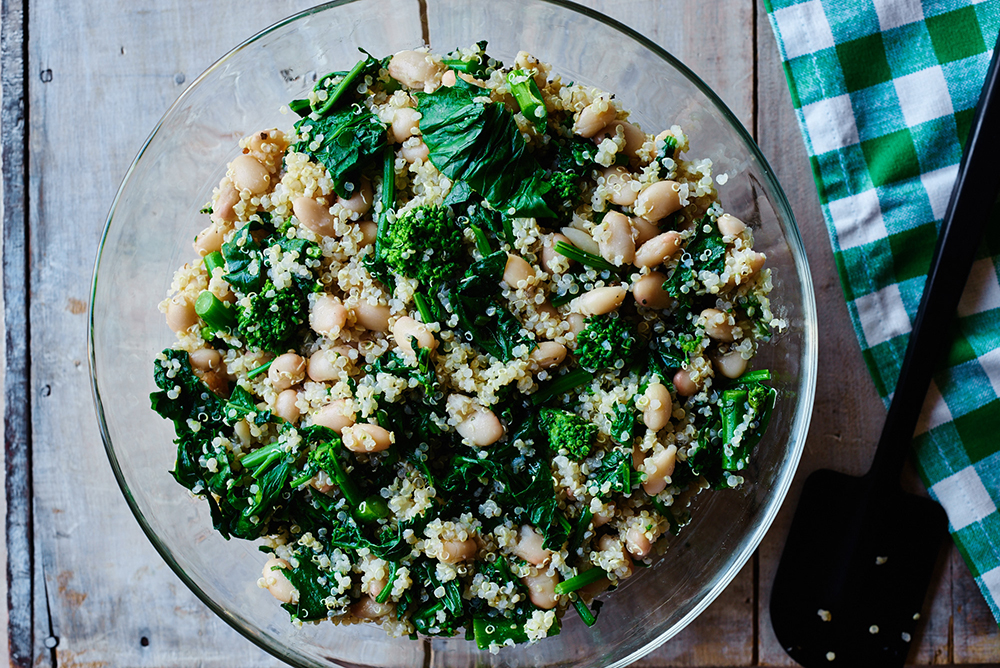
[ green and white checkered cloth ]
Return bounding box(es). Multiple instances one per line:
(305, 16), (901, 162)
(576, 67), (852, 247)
(764, 0), (1000, 622)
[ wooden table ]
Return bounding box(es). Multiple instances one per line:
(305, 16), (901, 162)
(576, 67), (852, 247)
(3, 1), (998, 666)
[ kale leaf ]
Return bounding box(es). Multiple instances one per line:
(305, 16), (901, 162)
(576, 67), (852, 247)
(292, 105), (386, 198)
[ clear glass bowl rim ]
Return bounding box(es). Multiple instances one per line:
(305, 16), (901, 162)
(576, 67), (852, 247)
(88, 1), (819, 666)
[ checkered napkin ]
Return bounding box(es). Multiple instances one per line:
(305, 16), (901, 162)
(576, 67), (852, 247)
(763, 0), (1000, 621)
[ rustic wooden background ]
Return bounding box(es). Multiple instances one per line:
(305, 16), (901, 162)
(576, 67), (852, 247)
(2, 0), (998, 666)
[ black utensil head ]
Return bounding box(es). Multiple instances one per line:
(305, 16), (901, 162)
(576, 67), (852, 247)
(770, 468), (950, 668)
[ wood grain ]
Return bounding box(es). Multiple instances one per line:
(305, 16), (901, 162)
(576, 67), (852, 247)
(2, 0), (30, 665)
(10, 0), (1000, 666)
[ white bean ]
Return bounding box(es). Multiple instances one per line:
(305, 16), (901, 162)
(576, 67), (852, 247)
(529, 342), (566, 370)
(188, 348), (221, 372)
(566, 313), (586, 336)
(701, 308), (736, 342)
(342, 423), (393, 453)
(261, 558), (298, 604)
(350, 595), (395, 620)
(268, 353), (305, 392)
(512, 525), (551, 566)
(600, 166), (638, 206)
(439, 538), (478, 564)
(388, 50), (442, 89)
(194, 222), (227, 256)
(307, 349), (341, 382)
(596, 121), (645, 158)
(313, 399), (355, 434)
(625, 526), (652, 559)
(714, 350), (748, 379)
(310, 294), (347, 337)
(633, 272), (672, 309)
(401, 139), (430, 163)
(293, 196), (337, 238)
(673, 369), (698, 397)
(337, 177), (373, 216)
(446, 394), (504, 446)
(522, 571), (559, 610)
(634, 231), (682, 269)
(274, 389), (301, 424)
(574, 97), (616, 137)
(560, 226), (600, 256)
(642, 444), (678, 496)
(166, 295), (198, 333)
(503, 254), (535, 288)
(540, 233), (572, 273)
(631, 216), (660, 246)
(441, 69), (457, 87)
(231, 155), (270, 195)
(212, 182), (240, 223)
(392, 316), (437, 356)
(570, 285), (627, 316)
(392, 107), (420, 143)
(634, 180), (682, 222)
(598, 211), (636, 266)
(354, 301), (390, 332)
(358, 220), (378, 247)
(642, 382), (672, 431)
(717, 213), (746, 237)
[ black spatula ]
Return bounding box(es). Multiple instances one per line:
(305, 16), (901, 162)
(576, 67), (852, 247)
(770, 33), (1000, 668)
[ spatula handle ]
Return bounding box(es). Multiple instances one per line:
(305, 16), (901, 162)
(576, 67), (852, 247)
(871, 34), (1000, 484)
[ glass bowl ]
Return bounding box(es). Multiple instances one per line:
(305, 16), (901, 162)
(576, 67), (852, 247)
(89, 1), (817, 666)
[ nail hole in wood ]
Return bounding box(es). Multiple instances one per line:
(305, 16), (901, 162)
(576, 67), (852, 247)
(40, 69), (52, 83)
(140, 636), (150, 647)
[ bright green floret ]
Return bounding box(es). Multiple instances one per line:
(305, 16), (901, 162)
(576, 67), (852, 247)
(237, 280), (309, 353)
(385, 205), (464, 285)
(576, 314), (638, 372)
(539, 408), (597, 461)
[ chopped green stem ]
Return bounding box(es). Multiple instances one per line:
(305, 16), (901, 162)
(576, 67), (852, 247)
(469, 224), (492, 256)
(506, 69), (547, 131)
(314, 57), (368, 117)
(549, 290), (576, 307)
(241, 442), (282, 472)
(204, 251), (225, 277)
(738, 369), (772, 383)
(375, 561), (398, 604)
(720, 389), (747, 445)
(554, 568), (608, 595)
(531, 368), (594, 405)
(413, 292), (436, 325)
(372, 146), (396, 270)
(472, 617), (528, 650)
(289, 470), (314, 488)
(194, 290), (236, 331)
(572, 598), (597, 627)
(246, 360), (273, 379)
(568, 508), (592, 554)
(554, 240), (617, 272)
(357, 495), (390, 523)
(324, 446), (364, 509)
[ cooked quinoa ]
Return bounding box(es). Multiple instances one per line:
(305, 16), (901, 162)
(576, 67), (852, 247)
(151, 43), (784, 651)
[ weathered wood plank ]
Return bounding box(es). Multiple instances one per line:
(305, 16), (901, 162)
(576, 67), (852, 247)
(2, 0), (31, 665)
(27, 3), (318, 666)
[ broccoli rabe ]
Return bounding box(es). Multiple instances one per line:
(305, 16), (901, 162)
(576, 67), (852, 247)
(237, 280), (309, 353)
(576, 314), (638, 372)
(385, 205), (465, 286)
(539, 407), (597, 460)
(543, 136), (596, 214)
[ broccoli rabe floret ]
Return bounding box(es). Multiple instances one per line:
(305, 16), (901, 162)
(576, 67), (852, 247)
(237, 280), (309, 353)
(385, 205), (465, 286)
(576, 314), (638, 372)
(539, 408), (597, 460)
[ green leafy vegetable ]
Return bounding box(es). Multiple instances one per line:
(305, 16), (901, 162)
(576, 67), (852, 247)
(415, 78), (554, 218)
(576, 314), (638, 372)
(292, 105), (386, 199)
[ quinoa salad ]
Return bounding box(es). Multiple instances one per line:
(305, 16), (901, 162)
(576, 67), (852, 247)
(151, 43), (784, 651)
